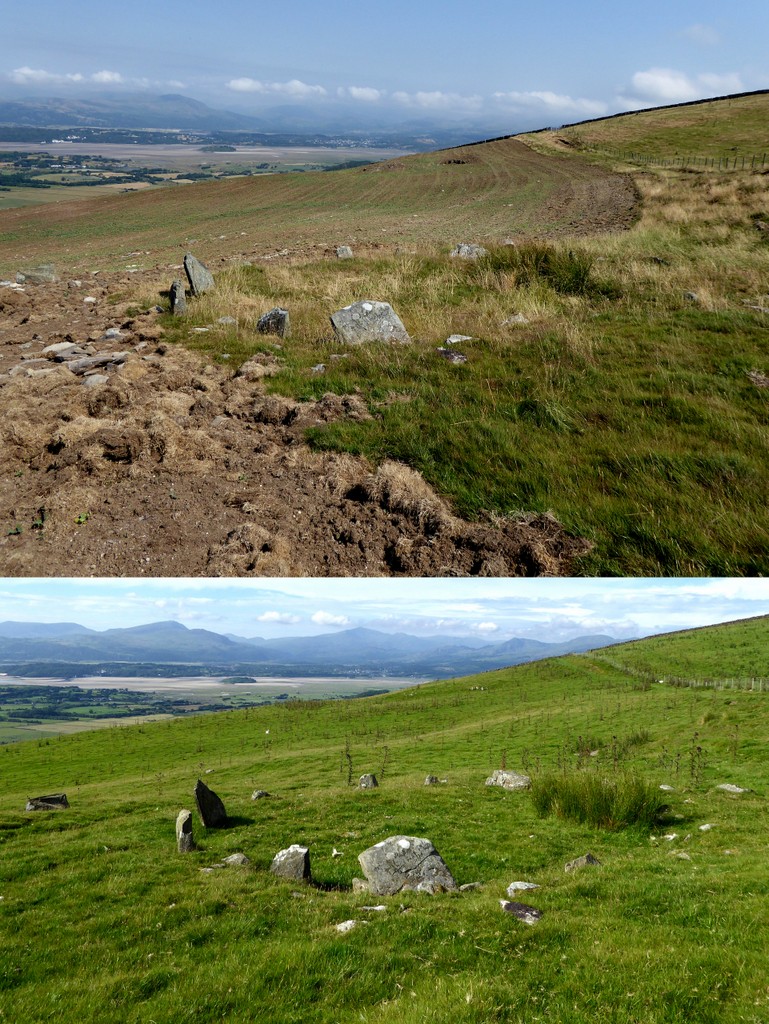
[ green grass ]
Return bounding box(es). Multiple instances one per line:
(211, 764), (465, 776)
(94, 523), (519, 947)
(530, 771), (668, 829)
(1, 617), (769, 1022)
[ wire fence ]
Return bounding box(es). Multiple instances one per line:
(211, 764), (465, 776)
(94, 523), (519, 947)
(580, 652), (769, 692)
(591, 147), (767, 170)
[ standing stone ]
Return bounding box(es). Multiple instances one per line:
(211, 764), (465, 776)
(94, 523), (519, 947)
(330, 300), (410, 345)
(184, 253), (215, 296)
(194, 778), (228, 828)
(176, 809), (196, 852)
(358, 836), (457, 896)
(257, 307), (291, 338)
(358, 773), (378, 789)
(170, 279), (187, 315)
(271, 844), (312, 882)
(485, 769), (531, 791)
(336, 245), (354, 259)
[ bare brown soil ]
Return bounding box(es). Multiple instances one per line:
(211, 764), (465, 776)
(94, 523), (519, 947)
(0, 272), (592, 577)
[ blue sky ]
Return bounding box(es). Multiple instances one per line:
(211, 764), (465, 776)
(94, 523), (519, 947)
(4, 1), (768, 130)
(0, 579), (767, 643)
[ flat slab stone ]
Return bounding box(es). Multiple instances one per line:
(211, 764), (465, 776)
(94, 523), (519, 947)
(485, 769), (531, 791)
(184, 253), (215, 296)
(330, 300), (410, 345)
(716, 784), (749, 794)
(358, 835), (457, 896)
(500, 899), (542, 924)
(26, 793), (69, 811)
(507, 881), (540, 895)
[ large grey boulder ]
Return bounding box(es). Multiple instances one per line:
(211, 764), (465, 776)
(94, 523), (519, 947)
(358, 835), (457, 896)
(330, 300), (410, 345)
(170, 279), (187, 315)
(26, 793), (69, 811)
(176, 809), (196, 852)
(184, 253), (215, 296)
(485, 770), (531, 791)
(271, 844), (312, 882)
(194, 778), (228, 828)
(257, 307), (291, 338)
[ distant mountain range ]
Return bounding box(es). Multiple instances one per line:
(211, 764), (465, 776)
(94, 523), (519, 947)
(0, 620), (618, 679)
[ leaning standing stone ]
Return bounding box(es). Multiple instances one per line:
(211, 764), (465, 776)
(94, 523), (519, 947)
(257, 307), (291, 338)
(194, 778), (228, 828)
(176, 809), (196, 852)
(170, 279), (187, 315)
(330, 300), (410, 345)
(184, 253), (215, 296)
(358, 835), (457, 896)
(358, 773), (378, 789)
(271, 844), (312, 882)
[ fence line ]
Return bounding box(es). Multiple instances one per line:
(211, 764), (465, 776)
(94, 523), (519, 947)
(578, 653), (768, 693)
(591, 146), (767, 170)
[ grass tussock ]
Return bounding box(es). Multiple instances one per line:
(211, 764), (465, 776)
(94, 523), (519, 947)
(530, 770), (668, 830)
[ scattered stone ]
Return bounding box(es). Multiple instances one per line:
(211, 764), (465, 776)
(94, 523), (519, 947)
(445, 334), (473, 345)
(257, 307), (291, 338)
(223, 853), (250, 866)
(507, 881), (540, 895)
(200, 864), (226, 873)
(67, 279), (82, 289)
(17, 264), (58, 285)
(358, 773), (379, 789)
(67, 353), (129, 375)
(332, 847), (343, 857)
(217, 316), (237, 325)
(660, 784), (675, 792)
(683, 291), (700, 303)
(82, 374), (110, 388)
(336, 919), (358, 933)
(502, 313), (530, 325)
(674, 852), (692, 861)
(330, 300), (410, 345)
(485, 770), (531, 791)
(747, 369), (769, 388)
(103, 328), (123, 340)
(170, 280), (187, 316)
(437, 347), (468, 364)
(450, 243), (488, 259)
(500, 900), (542, 924)
(271, 844), (312, 883)
(26, 793), (69, 811)
(251, 790), (271, 800)
(716, 784), (750, 794)
(336, 245), (354, 259)
(311, 363), (326, 374)
(424, 775), (440, 785)
(42, 341), (82, 357)
(459, 882), (483, 892)
(83, 296), (97, 304)
(184, 253), (215, 296)
(358, 835), (457, 896)
(194, 778), (228, 828)
(361, 905), (387, 912)
(699, 823), (716, 832)
(564, 853), (601, 873)
(176, 809), (196, 853)
(662, 834), (678, 842)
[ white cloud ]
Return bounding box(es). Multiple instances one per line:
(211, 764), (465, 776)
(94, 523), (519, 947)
(9, 66), (83, 85)
(683, 24), (720, 47)
(256, 611), (301, 624)
(474, 622), (499, 634)
(91, 70), (123, 84)
(493, 90), (607, 117)
(227, 77), (326, 98)
(337, 85), (385, 103)
(622, 67), (745, 106)
(312, 611), (351, 627)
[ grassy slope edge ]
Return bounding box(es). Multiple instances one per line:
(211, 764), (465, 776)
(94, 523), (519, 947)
(1, 615), (768, 1023)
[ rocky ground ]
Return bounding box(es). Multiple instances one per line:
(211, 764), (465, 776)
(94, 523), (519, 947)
(0, 271), (589, 577)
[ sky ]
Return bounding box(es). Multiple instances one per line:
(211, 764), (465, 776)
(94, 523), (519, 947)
(4, 1), (769, 131)
(0, 579), (767, 644)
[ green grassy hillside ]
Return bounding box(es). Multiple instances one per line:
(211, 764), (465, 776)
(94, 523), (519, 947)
(1, 616), (768, 1022)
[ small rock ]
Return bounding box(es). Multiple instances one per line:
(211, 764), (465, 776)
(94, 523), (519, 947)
(336, 920), (358, 933)
(485, 770), (531, 791)
(450, 243), (488, 259)
(674, 852), (692, 861)
(257, 307), (291, 338)
(716, 784), (749, 794)
(564, 853), (601, 873)
(176, 809), (196, 853)
(502, 313), (530, 325)
(217, 315), (237, 325)
(184, 253), (215, 296)
(83, 296), (97, 304)
(500, 900), (542, 924)
(424, 775), (440, 786)
(25, 793), (69, 812)
(67, 279), (82, 289)
(445, 334), (473, 344)
(17, 264), (58, 285)
(699, 823), (716, 832)
(459, 882), (483, 892)
(336, 245), (354, 259)
(660, 785), (675, 792)
(507, 881), (540, 895)
(43, 342), (82, 357)
(82, 374), (110, 388)
(251, 790), (271, 800)
(271, 844), (311, 883)
(437, 347), (467, 364)
(683, 291), (700, 303)
(352, 878), (370, 893)
(223, 853), (250, 866)
(311, 363), (326, 374)
(103, 328), (123, 340)
(359, 773), (379, 789)
(361, 905), (387, 912)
